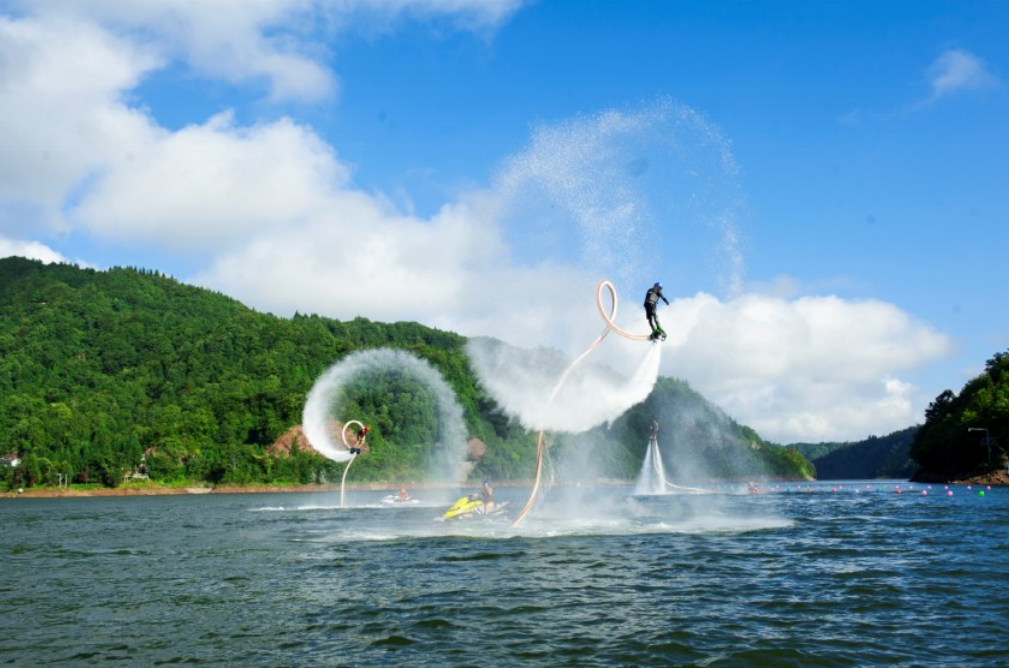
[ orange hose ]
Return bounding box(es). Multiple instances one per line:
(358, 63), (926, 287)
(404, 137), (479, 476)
(511, 280), (654, 527)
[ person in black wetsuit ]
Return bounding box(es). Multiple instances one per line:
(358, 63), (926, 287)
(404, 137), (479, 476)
(644, 282), (669, 340)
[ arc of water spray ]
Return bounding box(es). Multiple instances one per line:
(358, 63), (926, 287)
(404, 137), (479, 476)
(340, 419), (364, 508)
(511, 280), (656, 527)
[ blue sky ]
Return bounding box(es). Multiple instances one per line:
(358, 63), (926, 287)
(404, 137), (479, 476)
(1, 0), (1006, 444)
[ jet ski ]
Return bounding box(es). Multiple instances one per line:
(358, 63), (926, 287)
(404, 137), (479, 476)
(382, 494), (418, 505)
(438, 495), (509, 521)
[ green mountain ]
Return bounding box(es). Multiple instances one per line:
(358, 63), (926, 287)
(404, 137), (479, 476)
(791, 426), (919, 480)
(599, 377), (814, 482)
(0, 257), (812, 491)
(911, 351), (1009, 481)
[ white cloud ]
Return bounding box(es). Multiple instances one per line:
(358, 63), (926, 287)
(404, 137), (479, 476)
(927, 48), (998, 101)
(73, 112), (347, 252)
(844, 47), (999, 121)
(0, 0), (528, 235)
(0, 15), (160, 222)
(0, 237), (68, 264)
(188, 191), (594, 351)
(5, 0), (525, 103)
(190, 198), (491, 322)
(660, 293), (955, 442)
(5, 0), (335, 103)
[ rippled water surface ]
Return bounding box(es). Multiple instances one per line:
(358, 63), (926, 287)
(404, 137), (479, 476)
(2, 482), (1007, 667)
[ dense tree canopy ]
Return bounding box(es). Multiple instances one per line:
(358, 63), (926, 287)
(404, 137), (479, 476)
(911, 351), (1009, 479)
(0, 257), (812, 491)
(792, 427), (919, 480)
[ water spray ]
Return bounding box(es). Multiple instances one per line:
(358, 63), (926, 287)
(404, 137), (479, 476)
(302, 348), (470, 503)
(635, 423), (669, 495)
(512, 279), (659, 527)
(633, 422), (713, 496)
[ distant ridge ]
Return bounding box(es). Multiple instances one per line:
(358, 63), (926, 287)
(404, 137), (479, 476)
(791, 426), (919, 480)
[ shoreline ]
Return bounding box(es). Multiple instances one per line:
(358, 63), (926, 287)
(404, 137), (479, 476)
(0, 479), (567, 499)
(913, 469), (1009, 487)
(5, 472), (1005, 499)
(1, 477), (643, 499)
(3, 482), (445, 499)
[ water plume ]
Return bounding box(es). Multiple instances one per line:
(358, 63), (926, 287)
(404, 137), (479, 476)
(649, 392), (772, 487)
(634, 431), (669, 495)
(465, 336), (661, 433)
(302, 348), (469, 486)
(491, 97), (745, 302)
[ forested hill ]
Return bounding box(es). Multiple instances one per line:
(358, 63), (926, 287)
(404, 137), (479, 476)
(791, 348), (1009, 483)
(0, 256), (497, 487)
(911, 351), (1009, 481)
(0, 257), (812, 490)
(790, 426), (919, 480)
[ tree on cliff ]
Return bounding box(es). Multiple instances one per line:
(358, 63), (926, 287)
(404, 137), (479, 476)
(911, 351), (1009, 478)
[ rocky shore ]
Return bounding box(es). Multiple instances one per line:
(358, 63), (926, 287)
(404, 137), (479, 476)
(910, 468), (1009, 486)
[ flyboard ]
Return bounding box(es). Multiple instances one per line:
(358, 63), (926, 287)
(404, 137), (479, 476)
(511, 279), (659, 527)
(340, 419), (365, 508)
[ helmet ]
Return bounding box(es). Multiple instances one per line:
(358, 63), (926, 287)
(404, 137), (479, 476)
(654, 282), (662, 289)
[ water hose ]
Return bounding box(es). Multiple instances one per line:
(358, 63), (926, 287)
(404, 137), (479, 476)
(511, 280), (655, 527)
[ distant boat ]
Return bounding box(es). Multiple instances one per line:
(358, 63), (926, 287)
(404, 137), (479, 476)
(382, 494), (418, 505)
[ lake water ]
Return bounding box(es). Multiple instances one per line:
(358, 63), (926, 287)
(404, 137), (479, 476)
(1, 481), (1007, 667)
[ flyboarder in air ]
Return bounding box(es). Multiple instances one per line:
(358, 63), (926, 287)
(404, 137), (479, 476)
(350, 425), (370, 455)
(644, 282), (669, 341)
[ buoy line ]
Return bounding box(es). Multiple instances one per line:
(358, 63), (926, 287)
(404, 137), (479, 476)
(511, 280), (657, 527)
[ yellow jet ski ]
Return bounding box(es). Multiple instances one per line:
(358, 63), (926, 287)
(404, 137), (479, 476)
(439, 494), (509, 521)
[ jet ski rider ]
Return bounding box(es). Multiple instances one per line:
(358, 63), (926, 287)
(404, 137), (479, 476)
(482, 479), (496, 513)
